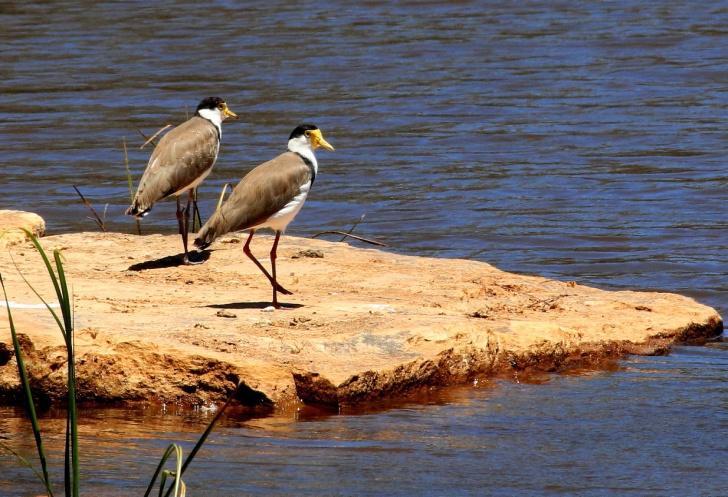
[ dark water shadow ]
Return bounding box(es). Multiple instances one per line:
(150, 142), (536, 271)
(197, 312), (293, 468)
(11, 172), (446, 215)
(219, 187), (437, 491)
(127, 250), (211, 271)
(206, 301), (303, 310)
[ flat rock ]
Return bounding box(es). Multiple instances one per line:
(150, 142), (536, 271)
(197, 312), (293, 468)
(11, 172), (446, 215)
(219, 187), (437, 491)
(0, 231), (722, 409)
(0, 210), (46, 248)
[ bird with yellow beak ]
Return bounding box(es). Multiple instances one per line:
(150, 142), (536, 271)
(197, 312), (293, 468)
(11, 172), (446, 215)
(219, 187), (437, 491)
(195, 124), (334, 308)
(126, 97), (238, 264)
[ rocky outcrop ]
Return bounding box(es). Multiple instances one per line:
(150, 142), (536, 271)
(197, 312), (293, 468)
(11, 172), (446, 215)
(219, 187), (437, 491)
(0, 210), (46, 248)
(0, 231), (722, 409)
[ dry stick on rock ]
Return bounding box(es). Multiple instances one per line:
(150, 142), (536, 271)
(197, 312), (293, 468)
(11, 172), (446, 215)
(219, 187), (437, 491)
(71, 185), (107, 232)
(123, 138), (142, 235)
(311, 231), (387, 246)
(138, 124), (172, 150)
(340, 213), (366, 242)
(312, 213), (386, 246)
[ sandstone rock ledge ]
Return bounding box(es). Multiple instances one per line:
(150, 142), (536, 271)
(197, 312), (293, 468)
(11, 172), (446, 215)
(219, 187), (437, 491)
(0, 232), (722, 409)
(0, 210), (45, 249)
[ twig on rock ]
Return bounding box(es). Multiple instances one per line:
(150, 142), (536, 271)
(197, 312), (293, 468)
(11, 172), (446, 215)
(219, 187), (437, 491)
(72, 185), (107, 232)
(311, 231), (386, 246)
(138, 124), (172, 149)
(340, 213), (366, 242)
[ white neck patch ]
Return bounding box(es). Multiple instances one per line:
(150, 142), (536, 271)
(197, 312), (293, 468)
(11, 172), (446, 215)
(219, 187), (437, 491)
(288, 136), (318, 174)
(197, 108), (222, 136)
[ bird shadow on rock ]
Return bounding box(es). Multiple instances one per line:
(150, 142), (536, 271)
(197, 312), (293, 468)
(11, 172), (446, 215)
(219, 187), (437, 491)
(206, 301), (303, 310)
(127, 250), (211, 271)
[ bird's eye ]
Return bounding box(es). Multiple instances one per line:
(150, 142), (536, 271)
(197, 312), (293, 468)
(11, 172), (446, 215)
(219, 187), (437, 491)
(304, 130), (311, 137)
(217, 104), (224, 110)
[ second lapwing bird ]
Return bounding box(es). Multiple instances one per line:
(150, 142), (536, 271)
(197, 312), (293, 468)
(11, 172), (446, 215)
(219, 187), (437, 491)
(126, 96), (238, 264)
(194, 124), (334, 308)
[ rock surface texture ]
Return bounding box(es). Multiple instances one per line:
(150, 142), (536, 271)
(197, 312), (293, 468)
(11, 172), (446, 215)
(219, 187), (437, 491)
(0, 210), (46, 249)
(0, 232), (722, 409)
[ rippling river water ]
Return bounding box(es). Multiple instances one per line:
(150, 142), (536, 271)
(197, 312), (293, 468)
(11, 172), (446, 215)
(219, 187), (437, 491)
(1, 1), (726, 495)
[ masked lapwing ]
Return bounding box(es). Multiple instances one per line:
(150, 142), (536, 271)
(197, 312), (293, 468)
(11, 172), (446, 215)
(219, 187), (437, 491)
(194, 124), (334, 308)
(126, 97), (238, 264)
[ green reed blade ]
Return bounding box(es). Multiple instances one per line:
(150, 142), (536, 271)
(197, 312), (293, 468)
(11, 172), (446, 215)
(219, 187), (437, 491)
(52, 250), (79, 497)
(124, 138), (143, 235)
(23, 231), (63, 311)
(158, 471), (169, 497)
(180, 398), (231, 475)
(162, 387), (238, 497)
(145, 444), (184, 497)
(10, 253), (65, 338)
(64, 417), (71, 497)
(0, 274), (55, 497)
(20, 234), (79, 497)
(123, 138), (134, 203)
(53, 251), (72, 336)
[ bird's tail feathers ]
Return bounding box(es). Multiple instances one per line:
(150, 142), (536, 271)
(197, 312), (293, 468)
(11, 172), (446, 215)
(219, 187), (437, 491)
(194, 211), (230, 249)
(193, 223), (216, 249)
(125, 202), (151, 219)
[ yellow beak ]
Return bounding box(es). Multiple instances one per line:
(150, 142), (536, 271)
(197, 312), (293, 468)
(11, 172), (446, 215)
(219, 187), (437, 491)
(310, 129), (335, 151)
(222, 104), (238, 120)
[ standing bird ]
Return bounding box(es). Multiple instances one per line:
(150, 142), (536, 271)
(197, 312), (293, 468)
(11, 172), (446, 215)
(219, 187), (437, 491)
(194, 124), (334, 308)
(126, 97), (238, 264)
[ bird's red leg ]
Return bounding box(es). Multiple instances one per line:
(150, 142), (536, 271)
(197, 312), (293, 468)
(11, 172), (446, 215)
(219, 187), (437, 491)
(243, 230), (293, 296)
(192, 187), (202, 232)
(270, 231), (282, 309)
(182, 190), (202, 265)
(175, 197), (187, 260)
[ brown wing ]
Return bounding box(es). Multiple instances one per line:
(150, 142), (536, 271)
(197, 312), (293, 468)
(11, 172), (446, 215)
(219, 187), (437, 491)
(129, 116), (219, 213)
(195, 152), (312, 246)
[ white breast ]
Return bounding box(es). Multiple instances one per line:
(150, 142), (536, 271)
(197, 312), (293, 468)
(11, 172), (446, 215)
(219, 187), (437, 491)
(255, 181), (311, 232)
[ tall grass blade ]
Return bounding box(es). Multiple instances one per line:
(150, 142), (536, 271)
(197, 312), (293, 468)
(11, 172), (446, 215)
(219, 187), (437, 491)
(158, 471), (169, 497)
(51, 250), (79, 497)
(9, 253), (64, 335)
(144, 444), (184, 497)
(162, 388), (238, 497)
(22, 231), (65, 330)
(216, 183), (231, 212)
(18, 234), (79, 496)
(64, 416), (71, 497)
(0, 274), (55, 497)
(123, 138), (142, 235)
(52, 251), (72, 333)
(123, 138), (133, 202)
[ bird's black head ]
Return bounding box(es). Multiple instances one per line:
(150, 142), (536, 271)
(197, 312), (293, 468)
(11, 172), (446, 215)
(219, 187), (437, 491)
(196, 97), (226, 113)
(194, 97), (238, 121)
(288, 123), (334, 151)
(289, 124), (319, 140)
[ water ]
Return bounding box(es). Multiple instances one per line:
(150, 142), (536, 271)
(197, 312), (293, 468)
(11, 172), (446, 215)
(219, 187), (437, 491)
(1, 1), (726, 495)
(1, 343), (726, 496)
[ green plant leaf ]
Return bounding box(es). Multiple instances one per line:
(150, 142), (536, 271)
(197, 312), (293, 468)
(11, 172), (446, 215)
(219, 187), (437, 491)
(145, 444), (183, 497)
(0, 274), (55, 497)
